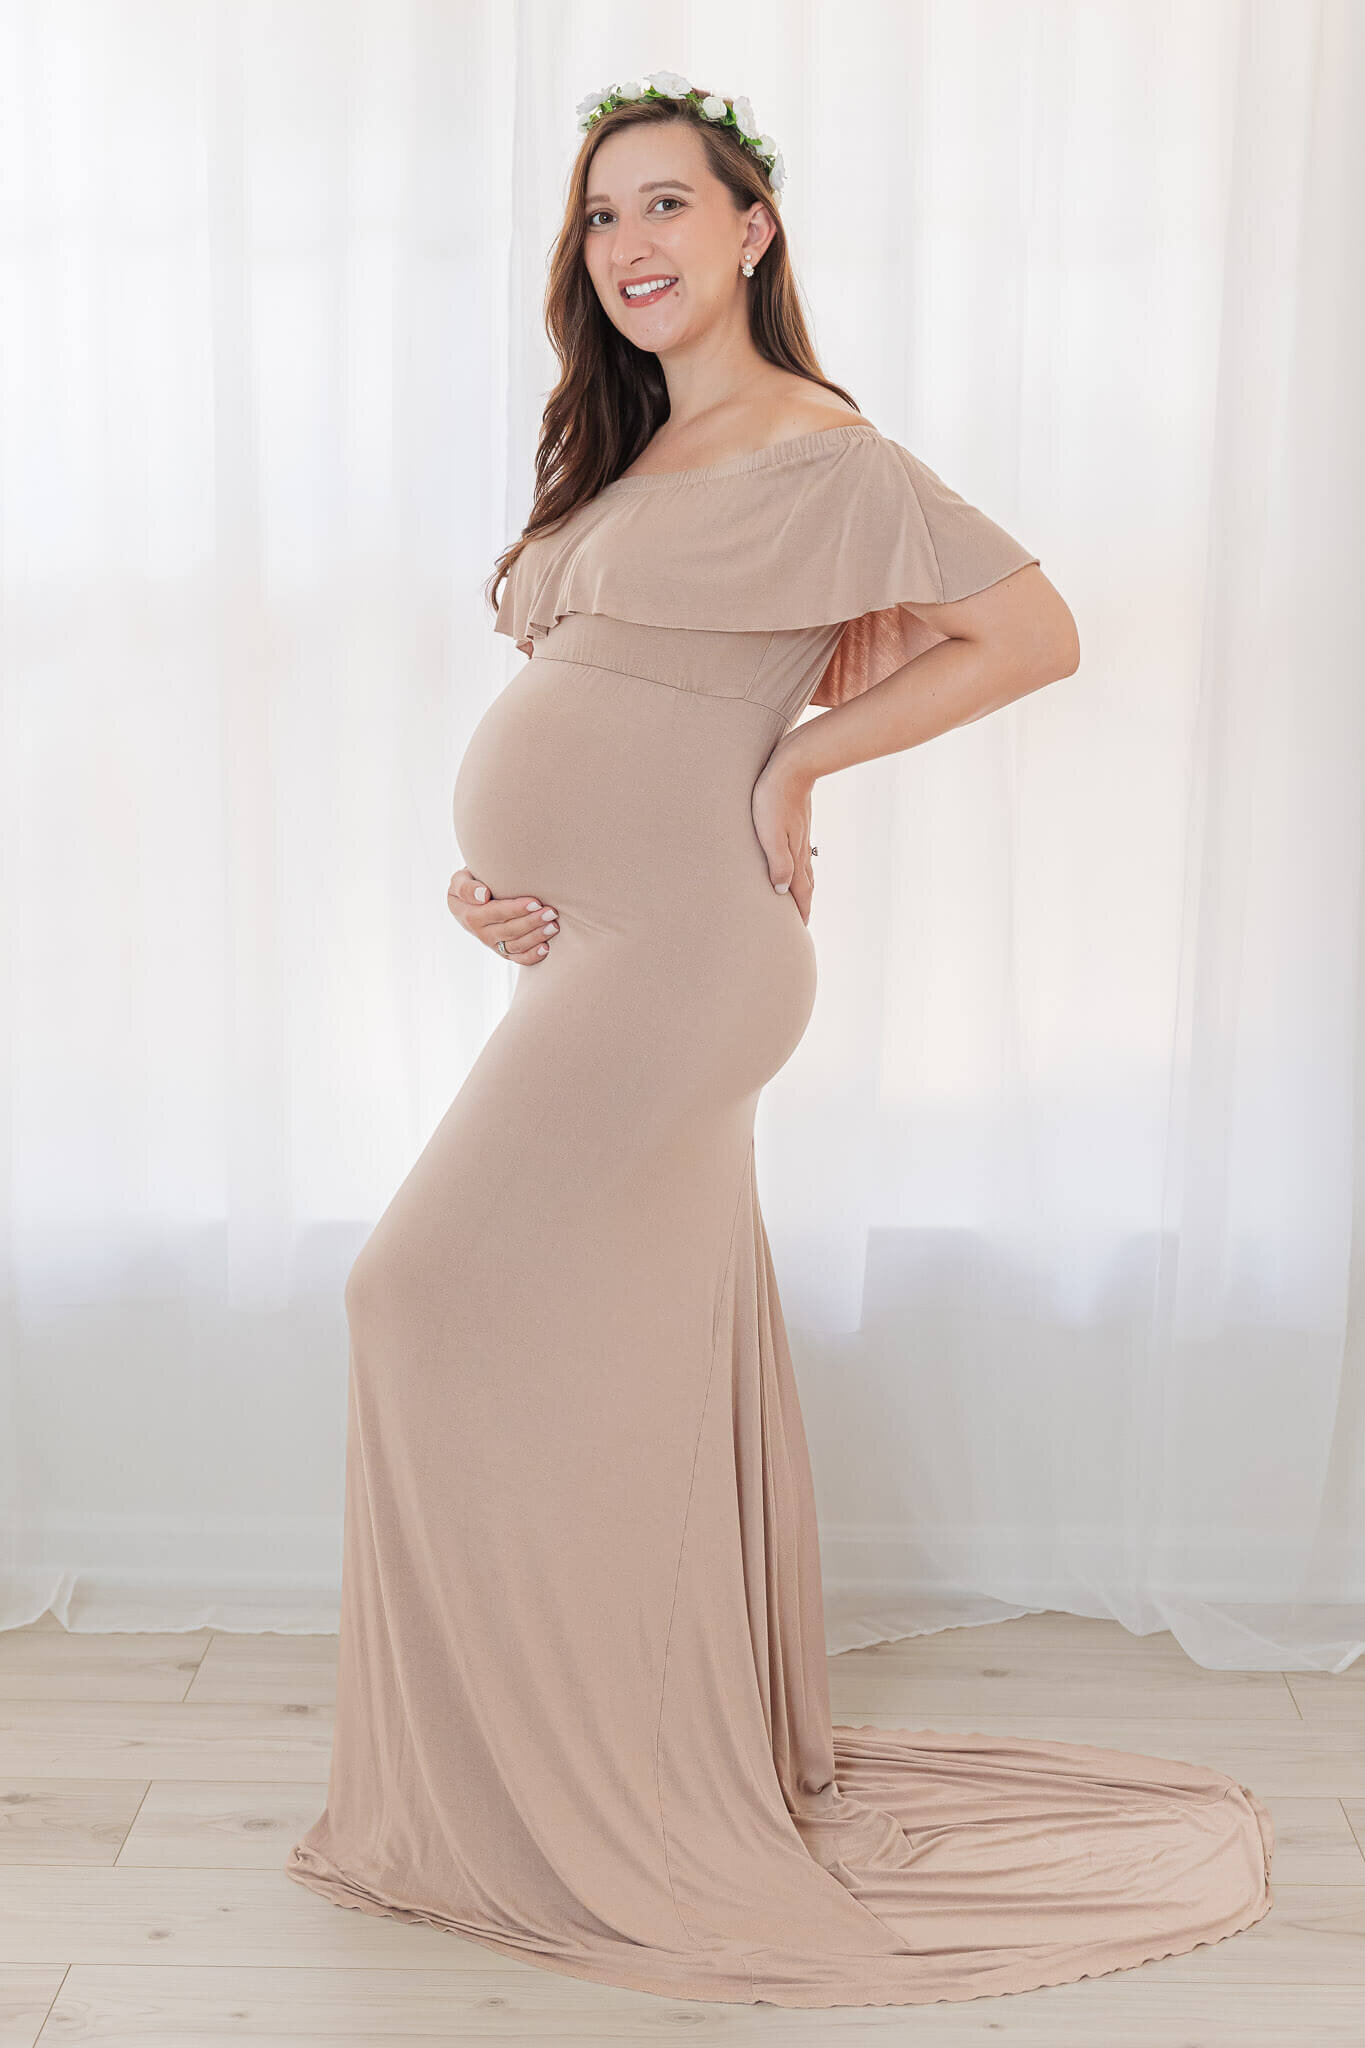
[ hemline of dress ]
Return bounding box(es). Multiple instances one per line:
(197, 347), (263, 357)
(283, 1810), (1276, 2012)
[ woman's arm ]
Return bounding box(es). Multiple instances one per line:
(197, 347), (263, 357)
(751, 564), (1080, 921)
(786, 564), (1076, 781)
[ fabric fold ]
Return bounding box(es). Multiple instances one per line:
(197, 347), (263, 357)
(492, 425), (1039, 709)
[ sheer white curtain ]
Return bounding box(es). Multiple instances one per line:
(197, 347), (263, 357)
(2, 0), (1361, 1670)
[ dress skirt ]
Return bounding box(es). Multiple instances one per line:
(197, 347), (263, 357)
(285, 637), (1274, 2008)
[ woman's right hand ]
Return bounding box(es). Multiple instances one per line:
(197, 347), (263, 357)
(446, 867), (560, 963)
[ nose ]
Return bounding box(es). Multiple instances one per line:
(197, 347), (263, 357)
(611, 233), (656, 276)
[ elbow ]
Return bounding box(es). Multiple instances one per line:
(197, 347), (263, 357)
(1026, 613), (1079, 690)
(1014, 627), (1079, 700)
(1052, 640), (1081, 683)
(1006, 597), (1081, 695)
(970, 601), (1081, 718)
(1052, 605), (1081, 679)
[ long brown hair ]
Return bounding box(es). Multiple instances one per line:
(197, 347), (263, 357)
(487, 94), (859, 615)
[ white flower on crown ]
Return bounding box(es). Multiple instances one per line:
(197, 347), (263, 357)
(571, 73), (788, 194)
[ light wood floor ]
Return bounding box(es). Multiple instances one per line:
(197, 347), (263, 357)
(0, 1609), (1359, 2043)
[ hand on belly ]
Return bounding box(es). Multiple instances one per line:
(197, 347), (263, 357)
(447, 866), (560, 964)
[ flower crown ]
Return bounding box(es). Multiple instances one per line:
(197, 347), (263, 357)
(574, 70), (786, 199)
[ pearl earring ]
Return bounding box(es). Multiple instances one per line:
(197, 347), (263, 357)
(741, 253), (755, 277)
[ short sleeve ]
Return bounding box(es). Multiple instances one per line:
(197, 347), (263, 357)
(808, 443), (1039, 709)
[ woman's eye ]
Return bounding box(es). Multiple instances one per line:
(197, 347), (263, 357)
(585, 196), (684, 230)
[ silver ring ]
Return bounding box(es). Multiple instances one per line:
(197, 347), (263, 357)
(497, 939), (510, 957)
(810, 845), (819, 857)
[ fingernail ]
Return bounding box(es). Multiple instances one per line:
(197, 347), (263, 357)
(775, 881), (789, 893)
(544, 922), (557, 934)
(526, 900), (540, 910)
(474, 886), (488, 901)
(537, 944), (547, 955)
(541, 909), (556, 923)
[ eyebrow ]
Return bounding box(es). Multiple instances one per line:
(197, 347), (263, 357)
(583, 179), (696, 205)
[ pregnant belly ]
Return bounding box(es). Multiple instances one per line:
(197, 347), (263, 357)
(452, 657), (817, 1085)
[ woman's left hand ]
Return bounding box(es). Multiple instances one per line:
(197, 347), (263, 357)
(751, 744), (816, 925)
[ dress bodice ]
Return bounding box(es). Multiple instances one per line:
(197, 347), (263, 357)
(492, 423), (1039, 725)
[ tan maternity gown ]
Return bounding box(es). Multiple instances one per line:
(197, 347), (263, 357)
(285, 422), (1274, 2007)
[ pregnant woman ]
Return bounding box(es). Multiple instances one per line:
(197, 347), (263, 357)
(286, 76), (1274, 2008)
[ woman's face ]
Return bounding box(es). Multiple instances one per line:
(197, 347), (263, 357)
(581, 119), (772, 350)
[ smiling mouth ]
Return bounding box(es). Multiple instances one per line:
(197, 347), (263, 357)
(620, 275), (678, 305)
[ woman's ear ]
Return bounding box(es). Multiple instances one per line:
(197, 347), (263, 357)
(745, 202), (777, 262)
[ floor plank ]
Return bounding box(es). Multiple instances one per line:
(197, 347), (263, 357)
(183, 1638), (337, 1708)
(0, 1703), (331, 1783)
(1342, 1798), (1365, 1859)
(115, 1783), (325, 1869)
(1285, 1666), (1365, 1723)
(0, 1868), (485, 1967)
(0, 1968), (67, 2048)
(1257, 1795), (1365, 1881)
(0, 1630), (211, 1704)
(0, 1782), (149, 1866)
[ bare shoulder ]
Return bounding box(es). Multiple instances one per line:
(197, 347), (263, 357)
(625, 381), (874, 477)
(752, 377), (874, 446)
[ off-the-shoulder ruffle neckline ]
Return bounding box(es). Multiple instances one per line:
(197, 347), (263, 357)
(604, 421), (882, 490)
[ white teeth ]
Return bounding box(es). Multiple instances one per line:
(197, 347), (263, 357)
(623, 277), (676, 298)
